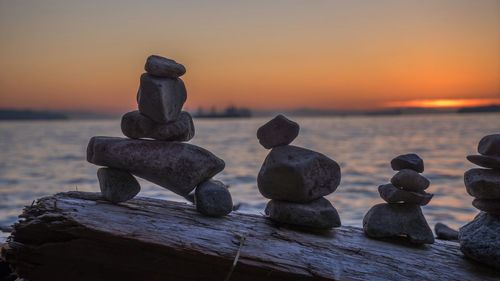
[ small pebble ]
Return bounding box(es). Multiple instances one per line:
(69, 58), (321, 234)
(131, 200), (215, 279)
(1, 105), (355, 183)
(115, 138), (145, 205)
(195, 180), (233, 217)
(464, 168), (500, 199)
(467, 155), (500, 170)
(257, 114), (299, 149)
(378, 183), (433, 206)
(144, 55), (186, 78)
(478, 134), (500, 156)
(434, 222), (458, 241)
(472, 199), (500, 215)
(391, 153), (424, 173)
(97, 168), (140, 203)
(390, 169), (430, 192)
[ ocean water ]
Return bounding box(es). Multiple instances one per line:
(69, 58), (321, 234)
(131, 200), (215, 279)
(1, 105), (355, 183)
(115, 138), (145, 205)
(0, 113), (499, 240)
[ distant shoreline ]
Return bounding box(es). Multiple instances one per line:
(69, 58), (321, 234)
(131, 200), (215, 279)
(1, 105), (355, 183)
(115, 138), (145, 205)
(1, 105), (499, 121)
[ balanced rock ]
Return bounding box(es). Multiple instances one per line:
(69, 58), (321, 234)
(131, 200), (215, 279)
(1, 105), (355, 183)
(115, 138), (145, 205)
(145, 55), (186, 78)
(97, 168), (140, 203)
(121, 110), (194, 141)
(472, 199), (500, 215)
(434, 222), (458, 241)
(390, 169), (430, 192)
(258, 145), (341, 202)
(378, 183), (433, 206)
(137, 73), (187, 124)
(265, 197), (341, 229)
(87, 137), (225, 196)
(459, 212), (500, 269)
(391, 153), (424, 173)
(478, 134), (500, 156)
(464, 168), (500, 199)
(363, 203), (434, 244)
(257, 114), (299, 149)
(467, 155), (500, 170)
(195, 180), (233, 217)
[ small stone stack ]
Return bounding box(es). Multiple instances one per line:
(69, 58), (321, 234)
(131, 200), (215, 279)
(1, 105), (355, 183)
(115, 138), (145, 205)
(87, 55), (232, 217)
(256, 115), (341, 230)
(460, 134), (500, 269)
(363, 154), (434, 244)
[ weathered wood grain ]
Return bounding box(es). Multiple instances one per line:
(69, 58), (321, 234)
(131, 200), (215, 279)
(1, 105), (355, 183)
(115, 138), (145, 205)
(2, 192), (499, 281)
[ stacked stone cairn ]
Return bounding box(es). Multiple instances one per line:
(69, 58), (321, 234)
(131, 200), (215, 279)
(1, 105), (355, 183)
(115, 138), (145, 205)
(87, 55), (233, 217)
(256, 115), (342, 230)
(460, 134), (500, 269)
(363, 154), (435, 244)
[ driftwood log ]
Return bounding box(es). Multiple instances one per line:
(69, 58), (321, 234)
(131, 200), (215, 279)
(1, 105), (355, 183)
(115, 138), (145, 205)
(1, 191), (499, 281)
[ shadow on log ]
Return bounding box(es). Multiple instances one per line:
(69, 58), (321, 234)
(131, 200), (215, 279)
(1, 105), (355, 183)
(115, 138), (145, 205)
(1, 192), (498, 281)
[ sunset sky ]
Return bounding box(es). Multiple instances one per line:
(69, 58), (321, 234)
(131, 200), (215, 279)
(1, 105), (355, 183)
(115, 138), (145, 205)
(0, 0), (499, 113)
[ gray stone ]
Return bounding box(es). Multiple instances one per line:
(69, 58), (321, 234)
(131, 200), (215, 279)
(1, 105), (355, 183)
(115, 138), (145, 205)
(390, 169), (430, 192)
(121, 110), (195, 141)
(478, 134), (500, 156)
(87, 137), (225, 196)
(434, 222), (458, 241)
(390, 153), (424, 173)
(464, 168), (500, 199)
(137, 73), (187, 124)
(256, 115), (300, 149)
(363, 203), (434, 244)
(97, 168), (140, 203)
(195, 180), (233, 217)
(472, 199), (500, 215)
(459, 212), (500, 269)
(265, 198), (341, 229)
(378, 183), (433, 206)
(257, 145), (341, 202)
(144, 55), (186, 78)
(467, 155), (500, 170)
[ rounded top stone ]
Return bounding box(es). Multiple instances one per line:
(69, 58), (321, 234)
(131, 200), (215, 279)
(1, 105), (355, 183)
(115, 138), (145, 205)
(478, 134), (500, 156)
(390, 153), (424, 173)
(145, 55), (186, 78)
(256, 114), (300, 149)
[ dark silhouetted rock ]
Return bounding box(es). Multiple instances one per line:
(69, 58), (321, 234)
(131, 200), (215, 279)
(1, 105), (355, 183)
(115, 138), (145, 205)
(144, 55), (186, 78)
(137, 73), (187, 124)
(464, 168), (500, 199)
(390, 169), (430, 192)
(472, 199), (500, 215)
(467, 155), (500, 170)
(478, 134), (500, 156)
(378, 183), (433, 206)
(459, 212), (500, 269)
(391, 153), (424, 173)
(434, 222), (458, 241)
(195, 180), (233, 217)
(258, 145), (341, 202)
(121, 110), (194, 141)
(97, 168), (140, 203)
(87, 137), (225, 196)
(0, 258), (16, 281)
(256, 114), (299, 149)
(265, 197), (341, 229)
(363, 203), (434, 244)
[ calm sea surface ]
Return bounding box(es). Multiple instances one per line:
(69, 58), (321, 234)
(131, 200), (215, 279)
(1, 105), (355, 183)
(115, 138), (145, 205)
(0, 114), (499, 240)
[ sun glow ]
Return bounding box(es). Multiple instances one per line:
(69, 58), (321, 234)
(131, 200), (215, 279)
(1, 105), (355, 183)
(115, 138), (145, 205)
(384, 98), (500, 109)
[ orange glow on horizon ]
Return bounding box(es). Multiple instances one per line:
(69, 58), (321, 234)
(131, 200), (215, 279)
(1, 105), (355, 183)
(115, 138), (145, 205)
(384, 98), (500, 109)
(0, 1), (499, 112)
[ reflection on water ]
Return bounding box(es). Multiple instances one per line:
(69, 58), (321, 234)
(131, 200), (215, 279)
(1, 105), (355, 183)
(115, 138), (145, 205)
(0, 113), (498, 233)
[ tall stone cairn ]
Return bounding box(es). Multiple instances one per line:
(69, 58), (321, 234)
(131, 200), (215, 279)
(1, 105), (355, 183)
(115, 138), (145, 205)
(460, 134), (500, 269)
(86, 55), (232, 217)
(256, 115), (342, 230)
(363, 153), (435, 244)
